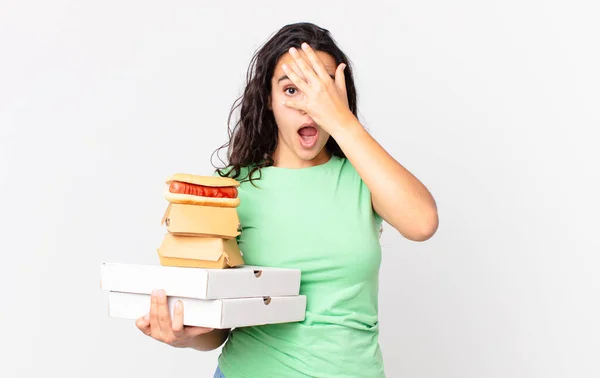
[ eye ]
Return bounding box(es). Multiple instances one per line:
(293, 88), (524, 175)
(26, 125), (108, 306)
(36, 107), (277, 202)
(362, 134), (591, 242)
(284, 87), (298, 95)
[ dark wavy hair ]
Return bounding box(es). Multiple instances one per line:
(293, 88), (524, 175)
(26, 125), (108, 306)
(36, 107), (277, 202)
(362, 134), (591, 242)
(212, 22), (358, 184)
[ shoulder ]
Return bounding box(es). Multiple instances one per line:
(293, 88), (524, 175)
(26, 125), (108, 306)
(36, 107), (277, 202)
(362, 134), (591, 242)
(332, 155), (363, 185)
(334, 155), (384, 226)
(213, 164), (258, 183)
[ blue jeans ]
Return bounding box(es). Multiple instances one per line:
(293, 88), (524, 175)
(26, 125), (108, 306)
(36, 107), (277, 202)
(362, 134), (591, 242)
(213, 366), (225, 378)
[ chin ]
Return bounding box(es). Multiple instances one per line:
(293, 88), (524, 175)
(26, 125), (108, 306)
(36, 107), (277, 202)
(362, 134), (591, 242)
(293, 149), (316, 161)
(295, 145), (327, 161)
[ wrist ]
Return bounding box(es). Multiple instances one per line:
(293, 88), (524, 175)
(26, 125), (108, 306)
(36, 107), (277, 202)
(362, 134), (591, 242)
(187, 328), (229, 351)
(328, 114), (365, 141)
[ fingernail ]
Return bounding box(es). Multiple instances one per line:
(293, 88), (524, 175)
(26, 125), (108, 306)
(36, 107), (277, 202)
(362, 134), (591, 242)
(157, 290), (165, 297)
(175, 301), (182, 310)
(151, 289), (157, 297)
(144, 313), (149, 321)
(302, 42), (308, 49)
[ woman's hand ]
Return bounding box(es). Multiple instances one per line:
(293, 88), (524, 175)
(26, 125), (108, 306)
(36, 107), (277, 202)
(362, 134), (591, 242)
(281, 43), (356, 137)
(135, 289), (214, 348)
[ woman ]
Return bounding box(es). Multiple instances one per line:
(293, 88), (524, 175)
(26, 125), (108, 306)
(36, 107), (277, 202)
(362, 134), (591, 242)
(136, 22), (439, 377)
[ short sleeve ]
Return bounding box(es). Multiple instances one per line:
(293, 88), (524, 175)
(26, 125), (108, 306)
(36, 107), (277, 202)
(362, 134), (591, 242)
(342, 157), (384, 232)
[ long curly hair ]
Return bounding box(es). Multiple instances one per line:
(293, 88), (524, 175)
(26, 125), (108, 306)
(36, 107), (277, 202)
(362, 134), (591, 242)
(212, 22), (359, 184)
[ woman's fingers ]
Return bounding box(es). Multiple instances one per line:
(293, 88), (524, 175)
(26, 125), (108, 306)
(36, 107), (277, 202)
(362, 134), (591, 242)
(288, 47), (319, 86)
(171, 300), (214, 340)
(282, 98), (305, 112)
(281, 63), (310, 94)
(171, 300), (185, 337)
(149, 290), (160, 338)
(156, 290), (172, 335)
(286, 58), (307, 84)
(137, 290), (216, 348)
(300, 43), (332, 82)
(135, 313), (151, 336)
(335, 63), (349, 107)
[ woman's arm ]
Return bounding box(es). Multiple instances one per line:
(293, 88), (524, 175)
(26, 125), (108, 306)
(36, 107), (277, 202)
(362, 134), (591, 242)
(280, 44), (438, 241)
(332, 116), (439, 242)
(187, 328), (231, 351)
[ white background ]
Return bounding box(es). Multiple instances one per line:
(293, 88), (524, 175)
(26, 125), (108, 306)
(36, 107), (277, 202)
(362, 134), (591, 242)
(1, 1), (598, 377)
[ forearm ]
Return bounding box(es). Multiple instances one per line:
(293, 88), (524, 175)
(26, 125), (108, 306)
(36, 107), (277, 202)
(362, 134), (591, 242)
(331, 116), (438, 241)
(187, 328), (230, 351)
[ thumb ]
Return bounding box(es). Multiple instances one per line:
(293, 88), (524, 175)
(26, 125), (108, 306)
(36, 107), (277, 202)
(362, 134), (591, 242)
(282, 99), (303, 111)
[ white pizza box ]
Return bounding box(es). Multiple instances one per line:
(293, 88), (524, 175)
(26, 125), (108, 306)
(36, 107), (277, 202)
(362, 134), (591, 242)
(100, 262), (301, 299)
(107, 291), (307, 329)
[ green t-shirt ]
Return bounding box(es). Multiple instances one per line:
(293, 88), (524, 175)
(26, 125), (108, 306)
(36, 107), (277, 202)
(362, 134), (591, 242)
(217, 155), (385, 377)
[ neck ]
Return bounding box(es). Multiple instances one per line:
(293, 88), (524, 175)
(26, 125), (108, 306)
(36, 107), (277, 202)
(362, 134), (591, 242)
(272, 146), (332, 169)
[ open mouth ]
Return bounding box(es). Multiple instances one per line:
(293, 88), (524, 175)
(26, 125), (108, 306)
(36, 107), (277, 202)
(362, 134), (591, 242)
(298, 126), (318, 148)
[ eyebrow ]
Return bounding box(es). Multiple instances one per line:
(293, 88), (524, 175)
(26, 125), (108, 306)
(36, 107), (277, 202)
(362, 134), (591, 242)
(277, 73), (335, 83)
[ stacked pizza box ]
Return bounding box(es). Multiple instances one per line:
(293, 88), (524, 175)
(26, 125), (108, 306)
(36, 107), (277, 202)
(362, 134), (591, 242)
(100, 174), (307, 329)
